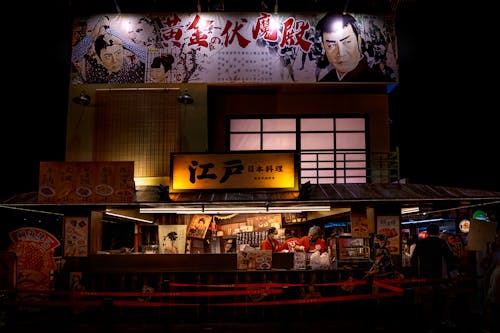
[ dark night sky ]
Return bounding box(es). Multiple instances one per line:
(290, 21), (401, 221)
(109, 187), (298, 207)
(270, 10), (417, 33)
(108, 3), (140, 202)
(1, 1), (498, 201)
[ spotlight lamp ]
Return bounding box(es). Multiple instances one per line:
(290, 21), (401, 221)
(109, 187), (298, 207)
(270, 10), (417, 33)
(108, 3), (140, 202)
(72, 91), (91, 106)
(177, 89), (194, 104)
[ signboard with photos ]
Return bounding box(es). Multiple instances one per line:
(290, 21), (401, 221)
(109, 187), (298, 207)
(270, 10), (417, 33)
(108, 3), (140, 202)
(38, 161), (135, 204)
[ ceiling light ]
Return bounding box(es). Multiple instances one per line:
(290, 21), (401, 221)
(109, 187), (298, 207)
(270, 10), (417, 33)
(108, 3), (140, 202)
(268, 205), (331, 212)
(140, 203), (331, 214)
(204, 207), (268, 214)
(140, 206), (203, 214)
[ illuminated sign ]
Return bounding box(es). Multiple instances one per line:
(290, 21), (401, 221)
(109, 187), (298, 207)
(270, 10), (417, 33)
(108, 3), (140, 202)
(71, 13), (398, 84)
(472, 210), (488, 221)
(459, 219), (470, 233)
(170, 152), (298, 192)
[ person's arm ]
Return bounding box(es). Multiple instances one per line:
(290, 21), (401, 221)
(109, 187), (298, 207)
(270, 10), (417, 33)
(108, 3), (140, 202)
(106, 28), (148, 64)
(409, 243), (416, 257)
(71, 16), (110, 63)
(410, 243), (420, 276)
(276, 239), (288, 252)
(71, 34), (94, 63)
(294, 237), (306, 251)
(310, 239), (327, 253)
(318, 239), (327, 253)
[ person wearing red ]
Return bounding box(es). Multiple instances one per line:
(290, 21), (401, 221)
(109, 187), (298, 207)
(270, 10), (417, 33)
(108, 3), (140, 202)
(260, 227), (280, 252)
(277, 228), (300, 253)
(295, 225), (327, 253)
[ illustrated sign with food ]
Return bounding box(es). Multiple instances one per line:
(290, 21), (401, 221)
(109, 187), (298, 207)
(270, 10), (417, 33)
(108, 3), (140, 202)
(351, 210), (369, 238)
(38, 161), (135, 204)
(376, 215), (400, 254)
(8, 227), (60, 292)
(64, 217), (89, 257)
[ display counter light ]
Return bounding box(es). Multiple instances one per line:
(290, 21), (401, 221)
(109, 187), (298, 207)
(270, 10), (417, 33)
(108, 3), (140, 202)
(401, 207), (420, 214)
(104, 212), (154, 224)
(140, 204), (330, 214)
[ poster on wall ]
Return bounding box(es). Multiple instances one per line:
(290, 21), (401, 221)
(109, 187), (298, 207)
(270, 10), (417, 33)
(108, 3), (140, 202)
(64, 217), (89, 257)
(246, 214), (282, 232)
(187, 214), (212, 239)
(376, 215), (400, 254)
(283, 212), (307, 224)
(159, 225), (187, 254)
(69, 271), (85, 290)
(7, 227), (60, 292)
(70, 12), (398, 84)
(351, 210), (369, 238)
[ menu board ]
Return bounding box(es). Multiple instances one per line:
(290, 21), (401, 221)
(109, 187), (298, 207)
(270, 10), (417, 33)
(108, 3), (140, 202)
(38, 161), (135, 203)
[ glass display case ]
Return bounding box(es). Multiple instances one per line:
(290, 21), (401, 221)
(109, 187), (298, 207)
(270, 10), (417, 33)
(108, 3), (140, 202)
(338, 236), (370, 261)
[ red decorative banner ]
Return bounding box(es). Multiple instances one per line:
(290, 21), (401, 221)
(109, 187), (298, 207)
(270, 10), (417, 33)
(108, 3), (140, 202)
(8, 227), (60, 291)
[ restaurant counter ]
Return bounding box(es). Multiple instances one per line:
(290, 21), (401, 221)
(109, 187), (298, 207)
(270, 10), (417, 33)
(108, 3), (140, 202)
(73, 253), (370, 292)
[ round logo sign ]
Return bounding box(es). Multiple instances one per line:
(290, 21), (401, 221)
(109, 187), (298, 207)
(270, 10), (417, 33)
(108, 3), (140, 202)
(459, 219), (470, 233)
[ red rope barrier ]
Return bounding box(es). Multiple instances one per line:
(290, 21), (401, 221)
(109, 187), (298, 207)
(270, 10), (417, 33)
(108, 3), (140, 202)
(11, 275), (475, 309)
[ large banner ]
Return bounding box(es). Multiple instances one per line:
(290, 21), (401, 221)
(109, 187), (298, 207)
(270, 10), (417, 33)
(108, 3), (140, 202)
(71, 12), (398, 84)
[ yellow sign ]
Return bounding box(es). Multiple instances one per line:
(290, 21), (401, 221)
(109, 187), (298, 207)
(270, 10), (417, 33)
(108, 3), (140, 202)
(171, 152), (298, 192)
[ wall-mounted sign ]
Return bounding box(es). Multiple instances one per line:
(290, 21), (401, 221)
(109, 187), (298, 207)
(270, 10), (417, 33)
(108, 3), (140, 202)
(170, 152), (298, 192)
(38, 161), (135, 204)
(64, 217), (89, 257)
(472, 210), (488, 221)
(70, 12), (398, 84)
(8, 227), (60, 291)
(376, 215), (400, 254)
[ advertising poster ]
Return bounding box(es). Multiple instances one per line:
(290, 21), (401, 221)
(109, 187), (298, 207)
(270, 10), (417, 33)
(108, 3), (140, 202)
(246, 213), (282, 232)
(376, 215), (400, 254)
(71, 12), (398, 84)
(159, 225), (187, 254)
(187, 214), (212, 239)
(351, 210), (369, 238)
(64, 217), (89, 257)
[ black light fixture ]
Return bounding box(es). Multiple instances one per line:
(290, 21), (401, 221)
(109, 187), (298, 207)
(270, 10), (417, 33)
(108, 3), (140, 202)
(72, 91), (91, 106)
(177, 89), (194, 104)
